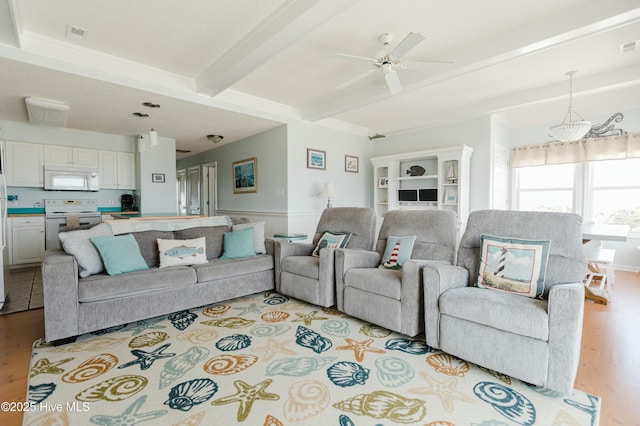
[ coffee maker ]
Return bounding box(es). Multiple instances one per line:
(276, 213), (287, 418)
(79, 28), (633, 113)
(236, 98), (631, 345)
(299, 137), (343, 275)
(121, 194), (136, 212)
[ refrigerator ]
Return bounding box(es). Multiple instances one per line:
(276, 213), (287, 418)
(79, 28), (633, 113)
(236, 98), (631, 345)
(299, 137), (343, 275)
(0, 142), (8, 310)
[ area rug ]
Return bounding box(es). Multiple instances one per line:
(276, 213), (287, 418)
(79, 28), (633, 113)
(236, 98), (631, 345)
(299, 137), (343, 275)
(24, 291), (600, 425)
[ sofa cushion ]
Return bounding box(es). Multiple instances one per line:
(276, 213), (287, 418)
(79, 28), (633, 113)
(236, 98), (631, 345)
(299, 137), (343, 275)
(477, 234), (550, 299)
(344, 268), (402, 300)
(78, 266), (197, 303)
(158, 237), (208, 267)
(192, 254), (274, 282)
(282, 256), (319, 280)
(175, 225), (229, 259)
(91, 234), (149, 276)
(130, 230), (175, 267)
(440, 286), (549, 341)
(58, 223), (113, 278)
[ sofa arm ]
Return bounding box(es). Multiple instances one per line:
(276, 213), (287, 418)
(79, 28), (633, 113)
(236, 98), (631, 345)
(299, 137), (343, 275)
(423, 264), (469, 349)
(273, 241), (314, 291)
(335, 249), (380, 310)
(547, 282), (585, 394)
(42, 249), (81, 342)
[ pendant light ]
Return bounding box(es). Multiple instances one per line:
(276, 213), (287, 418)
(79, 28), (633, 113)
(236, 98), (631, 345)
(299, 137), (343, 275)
(149, 128), (158, 146)
(548, 71), (591, 142)
(137, 134), (146, 152)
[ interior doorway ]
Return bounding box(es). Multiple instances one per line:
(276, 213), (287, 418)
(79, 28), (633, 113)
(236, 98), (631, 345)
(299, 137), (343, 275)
(201, 162), (217, 216)
(176, 168), (187, 214)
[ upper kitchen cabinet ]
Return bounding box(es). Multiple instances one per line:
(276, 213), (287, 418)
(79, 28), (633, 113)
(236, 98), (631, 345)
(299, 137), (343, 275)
(44, 145), (98, 169)
(4, 141), (44, 187)
(99, 150), (136, 189)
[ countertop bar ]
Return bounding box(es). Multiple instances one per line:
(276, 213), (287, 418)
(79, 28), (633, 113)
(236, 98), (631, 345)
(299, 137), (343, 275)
(108, 213), (204, 220)
(582, 224), (629, 242)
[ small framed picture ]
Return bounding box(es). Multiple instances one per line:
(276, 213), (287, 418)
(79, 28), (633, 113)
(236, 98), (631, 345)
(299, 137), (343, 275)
(345, 155), (359, 173)
(233, 157), (258, 194)
(151, 173), (165, 183)
(307, 148), (326, 170)
(378, 177), (389, 188)
(444, 188), (458, 204)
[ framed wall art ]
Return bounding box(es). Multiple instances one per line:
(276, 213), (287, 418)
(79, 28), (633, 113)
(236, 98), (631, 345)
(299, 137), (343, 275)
(151, 173), (165, 183)
(232, 157), (258, 194)
(307, 148), (326, 170)
(345, 155), (359, 173)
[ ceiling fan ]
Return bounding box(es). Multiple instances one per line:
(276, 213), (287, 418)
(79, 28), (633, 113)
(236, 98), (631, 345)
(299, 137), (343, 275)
(336, 32), (452, 95)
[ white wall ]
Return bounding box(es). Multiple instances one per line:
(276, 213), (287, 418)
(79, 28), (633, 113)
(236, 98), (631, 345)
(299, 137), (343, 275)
(136, 135), (177, 214)
(373, 117), (492, 211)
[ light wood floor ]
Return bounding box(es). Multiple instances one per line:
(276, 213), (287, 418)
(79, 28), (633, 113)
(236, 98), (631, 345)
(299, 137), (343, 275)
(0, 271), (638, 425)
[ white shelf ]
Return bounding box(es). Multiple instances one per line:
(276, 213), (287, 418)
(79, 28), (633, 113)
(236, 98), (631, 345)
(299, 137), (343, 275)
(394, 174), (438, 181)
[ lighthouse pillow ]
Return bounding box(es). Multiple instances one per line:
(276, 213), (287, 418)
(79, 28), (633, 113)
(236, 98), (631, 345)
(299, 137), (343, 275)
(158, 237), (208, 268)
(477, 234), (550, 299)
(379, 235), (417, 270)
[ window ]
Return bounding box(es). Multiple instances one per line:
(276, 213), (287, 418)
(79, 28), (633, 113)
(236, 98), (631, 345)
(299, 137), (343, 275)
(513, 158), (640, 234)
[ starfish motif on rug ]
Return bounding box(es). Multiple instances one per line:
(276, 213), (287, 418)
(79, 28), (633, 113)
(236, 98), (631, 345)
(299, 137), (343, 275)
(90, 395), (167, 425)
(251, 337), (297, 362)
(118, 343), (176, 370)
(409, 371), (475, 412)
(233, 302), (264, 316)
(30, 357), (74, 378)
(211, 379), (280, 422)
(127, 317), (167, 336)
(336, 338), (385, 362)
(292, 310), (328, 326)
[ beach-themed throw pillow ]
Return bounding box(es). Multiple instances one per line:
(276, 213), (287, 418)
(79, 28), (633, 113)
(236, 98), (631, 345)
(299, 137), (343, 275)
(220, 228), (256, 259)
(90, 234), (149, 276)
(477, 234), (551, 299)
(158, 237), (208, 268)
(59, 223), (113, 277)
(311, 231), (351, 257)
(379, 235), (416, 270)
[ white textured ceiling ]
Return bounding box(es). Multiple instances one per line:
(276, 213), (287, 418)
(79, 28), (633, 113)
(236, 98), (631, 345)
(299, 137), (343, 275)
(1, 0), (639, 158)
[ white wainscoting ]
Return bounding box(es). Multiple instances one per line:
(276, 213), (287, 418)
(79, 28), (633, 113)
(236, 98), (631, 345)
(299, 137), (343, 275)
(216, 210), (322, 241)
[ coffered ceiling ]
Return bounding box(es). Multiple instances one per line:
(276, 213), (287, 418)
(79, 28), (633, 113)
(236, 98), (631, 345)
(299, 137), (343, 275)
(1, 0), (639, 158)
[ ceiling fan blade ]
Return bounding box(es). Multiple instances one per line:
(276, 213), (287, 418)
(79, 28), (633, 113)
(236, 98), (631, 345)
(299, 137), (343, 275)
(402, 60), (454, 71)
(384, 70), (402, 94)
(336, 69), (376, 90)
(335, 53), (377, 64)
(389, 32), (425, 58)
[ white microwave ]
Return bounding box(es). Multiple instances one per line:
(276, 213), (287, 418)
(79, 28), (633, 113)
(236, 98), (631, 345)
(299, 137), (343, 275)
(44, 166), (99, 191)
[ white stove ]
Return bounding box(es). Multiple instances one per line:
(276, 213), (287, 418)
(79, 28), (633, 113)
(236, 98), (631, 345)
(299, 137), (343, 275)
(45, 199), (102, 249)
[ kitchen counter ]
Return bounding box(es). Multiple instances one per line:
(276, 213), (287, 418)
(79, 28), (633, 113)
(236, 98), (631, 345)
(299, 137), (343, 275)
(109, 213), (203, 220)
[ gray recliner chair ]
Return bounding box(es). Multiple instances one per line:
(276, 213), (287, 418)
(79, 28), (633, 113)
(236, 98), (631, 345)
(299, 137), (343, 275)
(335, 210), (457, 336)
(423, 210), (587, 394)
(274, 207), (376, 307)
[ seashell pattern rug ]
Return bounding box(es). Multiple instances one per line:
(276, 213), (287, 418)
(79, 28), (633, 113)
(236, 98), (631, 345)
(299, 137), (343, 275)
(24, 292), (600, 425)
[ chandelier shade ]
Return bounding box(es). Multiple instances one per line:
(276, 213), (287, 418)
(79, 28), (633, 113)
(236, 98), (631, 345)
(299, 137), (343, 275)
(549, 71), (591, 142)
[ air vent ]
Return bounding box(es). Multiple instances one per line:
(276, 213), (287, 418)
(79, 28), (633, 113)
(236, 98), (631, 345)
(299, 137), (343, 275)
(619, 40), (639, 55)
(176, 149), (191, 154)
(66, 25), (86, 41)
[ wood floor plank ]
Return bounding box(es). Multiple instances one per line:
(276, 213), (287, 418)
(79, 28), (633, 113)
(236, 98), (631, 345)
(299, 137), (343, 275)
(0, 269), (638, 425)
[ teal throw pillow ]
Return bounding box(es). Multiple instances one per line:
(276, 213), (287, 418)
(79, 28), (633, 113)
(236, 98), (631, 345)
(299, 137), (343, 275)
(90, 234), (149, 276)
(379, 235), (417, 270)
(477, 234), (551, 299)
(221, 227), (256, 259)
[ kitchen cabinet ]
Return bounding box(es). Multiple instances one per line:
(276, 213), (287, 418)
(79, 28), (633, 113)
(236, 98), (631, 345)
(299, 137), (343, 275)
(10, 216), (45, 265)
(4, 141), (44, 187)
(99, 151), (136, 189)
(44, 145), (99, 168)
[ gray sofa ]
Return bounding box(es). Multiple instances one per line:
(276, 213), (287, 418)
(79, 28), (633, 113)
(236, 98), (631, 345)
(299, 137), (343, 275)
(42, 223), (275, 343)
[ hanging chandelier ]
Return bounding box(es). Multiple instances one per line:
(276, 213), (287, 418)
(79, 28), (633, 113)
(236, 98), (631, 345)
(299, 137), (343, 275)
(548, 71), (591, 142)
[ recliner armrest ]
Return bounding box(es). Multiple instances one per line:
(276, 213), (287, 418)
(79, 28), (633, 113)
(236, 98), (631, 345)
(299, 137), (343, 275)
(273, 241), (314, 290)
(423, 264), (469, 349)
(335, 249), (381, 310)
(42, 249), (81, 342)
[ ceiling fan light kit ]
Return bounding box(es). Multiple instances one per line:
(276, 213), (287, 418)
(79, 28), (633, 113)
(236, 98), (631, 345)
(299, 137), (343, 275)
(548, 71), (591, 142)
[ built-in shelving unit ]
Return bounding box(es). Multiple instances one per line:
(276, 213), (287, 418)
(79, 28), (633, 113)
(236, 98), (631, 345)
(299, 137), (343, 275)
(371, 145), (473, 231)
